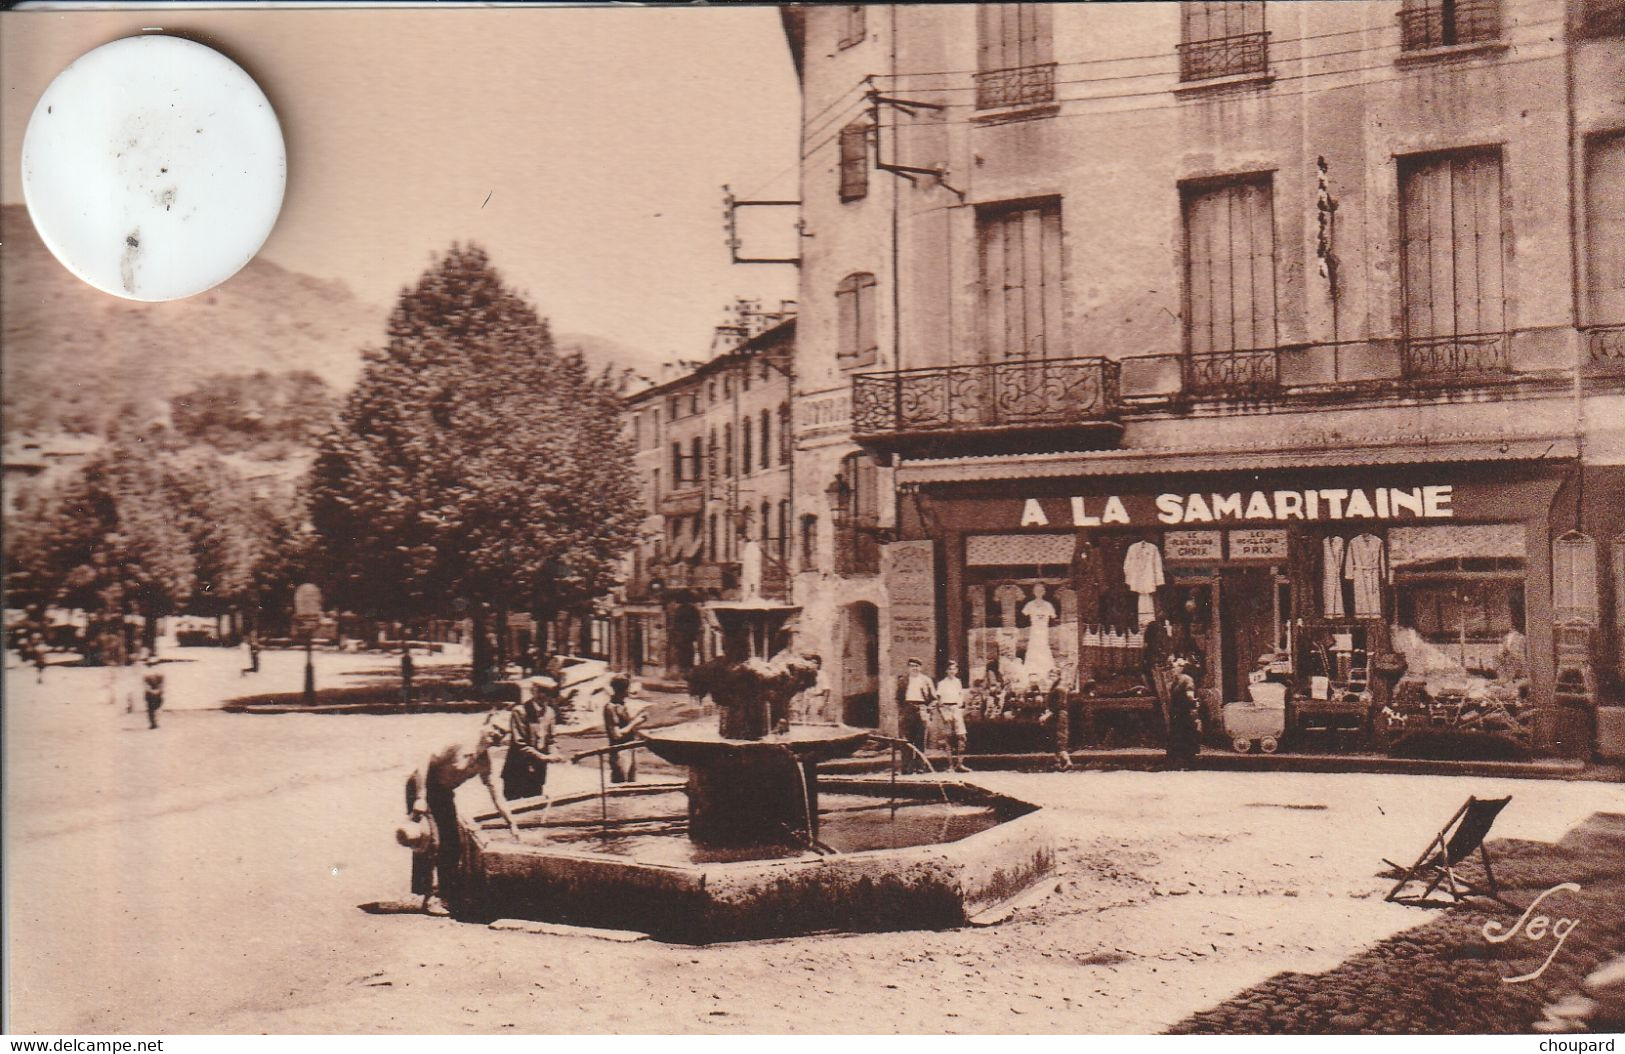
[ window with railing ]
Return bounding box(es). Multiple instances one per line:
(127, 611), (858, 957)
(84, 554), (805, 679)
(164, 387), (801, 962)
(838, 4), (866, 49)
(976, 4), (1055, 110)
(1180, 2), (1268, 81)
(979, 199), (1064, 360)
(833, 453), (881, 576)
(836, 272), (879, 368)
(839, 120), (869, 202)
(1399, 0), (1501, 50)
(1183, 176), (1278, 394)
(1574, 0), (1625, 38)
(1400, 150), (1509, 377)
(1585, 133), (1625, 371)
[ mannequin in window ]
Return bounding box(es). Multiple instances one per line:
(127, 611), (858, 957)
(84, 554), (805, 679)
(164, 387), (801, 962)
(1023, 584), (1058, 684)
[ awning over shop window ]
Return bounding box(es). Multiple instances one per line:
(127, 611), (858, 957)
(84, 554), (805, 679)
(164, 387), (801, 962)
(1389, 523), (1524, 567)
(966, 533), (1075, 567)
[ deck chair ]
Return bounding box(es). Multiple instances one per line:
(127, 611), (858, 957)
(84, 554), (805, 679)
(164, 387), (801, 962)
(1383, 795), (1512, 907)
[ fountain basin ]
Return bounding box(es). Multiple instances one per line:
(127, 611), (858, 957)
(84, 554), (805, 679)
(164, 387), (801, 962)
(455, 778), (1054, 944)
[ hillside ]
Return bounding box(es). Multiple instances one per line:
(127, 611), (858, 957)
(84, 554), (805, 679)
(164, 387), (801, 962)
(1, 204), (661, 437)
(1, 204), (385, 437)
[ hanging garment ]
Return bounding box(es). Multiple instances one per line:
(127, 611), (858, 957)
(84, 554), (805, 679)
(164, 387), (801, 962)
(1322, 535), (1347, 617)
(1022, 594), (1058, 683)
(1346, 533), (1386, 617)
(1124, 540), (1165, 628)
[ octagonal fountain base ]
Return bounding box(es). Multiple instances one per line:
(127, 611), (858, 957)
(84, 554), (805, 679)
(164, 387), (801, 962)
(454, 778), (1053, 944)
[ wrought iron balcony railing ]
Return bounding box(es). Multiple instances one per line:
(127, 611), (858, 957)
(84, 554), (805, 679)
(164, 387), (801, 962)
(1586, 324), (1625, 373)
(1184, 347), (1281, 396)
(852, 356), (1121, 437)
(1401, 332), (1511, 378)
(1178, 31), (1269, 82)
(974, 62), (1057, 110)
(1399, 0), (1500, 50)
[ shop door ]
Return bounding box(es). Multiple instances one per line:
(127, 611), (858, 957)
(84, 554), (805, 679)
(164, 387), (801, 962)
(1220, 567), (1275, 702)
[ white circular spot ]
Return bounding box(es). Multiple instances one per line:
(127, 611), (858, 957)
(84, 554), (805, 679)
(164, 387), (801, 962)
(21, 35), (286, 301)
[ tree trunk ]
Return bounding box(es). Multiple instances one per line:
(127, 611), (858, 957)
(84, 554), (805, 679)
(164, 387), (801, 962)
(471, 608), (491, 689)
(495, 606), (510, 681)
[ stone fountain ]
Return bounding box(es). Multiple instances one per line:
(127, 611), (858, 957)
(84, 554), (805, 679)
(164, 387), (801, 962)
(447, 581), (1054, 942)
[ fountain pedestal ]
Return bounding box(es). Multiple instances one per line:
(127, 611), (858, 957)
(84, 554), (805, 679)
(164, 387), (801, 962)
(642, 723), (870, 847)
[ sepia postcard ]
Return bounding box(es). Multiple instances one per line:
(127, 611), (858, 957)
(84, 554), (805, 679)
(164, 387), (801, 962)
(2, 1), (1623, 1039)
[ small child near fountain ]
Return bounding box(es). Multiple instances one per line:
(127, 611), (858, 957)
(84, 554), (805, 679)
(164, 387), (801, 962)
(603, 675), (647, 783)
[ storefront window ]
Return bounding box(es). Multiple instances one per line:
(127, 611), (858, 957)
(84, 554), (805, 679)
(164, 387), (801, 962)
(963, 533), (1080, 694)
(1390, 524), (1527, 678)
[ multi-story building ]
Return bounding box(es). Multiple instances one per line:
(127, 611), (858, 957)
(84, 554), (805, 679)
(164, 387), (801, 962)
(779, 0), (1625, 756)
(611, 301), (797, 682)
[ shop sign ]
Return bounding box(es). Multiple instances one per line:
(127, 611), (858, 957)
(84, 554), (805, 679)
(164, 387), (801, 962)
(885, 541), (937, 675)
(1164, 530), (1222, 563)
(1014, 485), (1455, 528)
(1228, 528), (1288, 561)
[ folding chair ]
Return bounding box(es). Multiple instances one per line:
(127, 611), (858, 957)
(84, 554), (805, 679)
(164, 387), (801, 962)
(1383, 795), (1512, 907)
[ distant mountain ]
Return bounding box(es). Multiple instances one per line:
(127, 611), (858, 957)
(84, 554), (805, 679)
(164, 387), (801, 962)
(0, 203), (384, 437)
(1, 203), (663, 436)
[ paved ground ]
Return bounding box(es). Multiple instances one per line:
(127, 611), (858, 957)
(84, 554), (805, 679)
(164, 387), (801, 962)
(4, 648), (1622, 1034)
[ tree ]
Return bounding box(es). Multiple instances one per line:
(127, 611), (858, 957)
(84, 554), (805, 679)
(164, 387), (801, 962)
(308, 244), (639, 682)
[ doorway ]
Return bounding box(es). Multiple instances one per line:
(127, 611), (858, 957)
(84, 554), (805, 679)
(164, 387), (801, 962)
(840, 602), (880, 728)
(1219, 566), (1277, 702)
(670, 604), (702, 673)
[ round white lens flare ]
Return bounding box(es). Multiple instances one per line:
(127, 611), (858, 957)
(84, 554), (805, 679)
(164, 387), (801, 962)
(21, 35), (286, 301)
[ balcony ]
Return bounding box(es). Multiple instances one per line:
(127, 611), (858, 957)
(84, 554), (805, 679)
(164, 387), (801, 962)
(973, 62), (1056, 111)
(658, 487), (704, 517)
(1585, 324), (1625, 375)
(1177, 31), (1269, 83)
(1401, 332), (1511, 380)
(1399, 0), (1500, 51)
(1184, 348), (1280, 398)
(852, 356), (1123, 458)
(656, 561), (738, 597)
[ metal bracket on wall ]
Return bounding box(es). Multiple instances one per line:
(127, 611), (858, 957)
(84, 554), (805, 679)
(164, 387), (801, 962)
(722, 185), (801, 265)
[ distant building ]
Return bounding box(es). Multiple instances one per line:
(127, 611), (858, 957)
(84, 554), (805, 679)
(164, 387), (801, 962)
(609, 301), (796, 681)
(2, 433), (100, 518)
(777, 1), (1625, 755)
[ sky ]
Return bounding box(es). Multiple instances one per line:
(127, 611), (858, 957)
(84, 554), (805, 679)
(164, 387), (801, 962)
(0, 6), (803, 366)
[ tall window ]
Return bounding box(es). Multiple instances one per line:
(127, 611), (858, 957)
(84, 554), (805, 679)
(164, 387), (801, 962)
(759, 409), (772, 470)
(839, 121), (869, 202)
(1183, 177), (1278, 356)
(707, 429), (719, 479)
(836, 272), (879, 367)
(1586, 134), (1625, 325)
(1400, 150), (1508, 373)
(778, 500), (791, 561)
(723, 423), (735, 477)
(833, 453), (880, 576)
(979, 200), (1064, 360)
(1180, 2), (1268, 81)
(671, 441), (684, 484)
(976, 4), (1055, 109)
(761, 501), (773, 544)
(690, 436), (704, 484)
(801, 514), (819, 572)
(742, 419), (754, 476)
(1399, 0), (1501, 50)
(778, 402), (791, 465)
(838, 4), (866, 49)
(708, 513), (718, 562)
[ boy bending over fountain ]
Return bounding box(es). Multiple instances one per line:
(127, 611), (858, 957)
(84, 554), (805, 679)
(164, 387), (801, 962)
(406, 714), (520, 916)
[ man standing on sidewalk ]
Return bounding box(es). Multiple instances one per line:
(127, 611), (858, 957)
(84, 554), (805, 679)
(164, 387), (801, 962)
(142, 656), (165, 730)
(896, 657), (936, 774)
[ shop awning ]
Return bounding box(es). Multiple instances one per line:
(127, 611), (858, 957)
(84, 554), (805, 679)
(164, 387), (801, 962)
(895, 434), (1578, 486)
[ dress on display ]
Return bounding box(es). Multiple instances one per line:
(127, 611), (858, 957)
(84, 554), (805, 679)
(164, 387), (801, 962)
(1022, 592), (1058, 683)
(1346, 533), (1386, 617)
(1322, 535), (1347, 616)
(1123, 540), (1166, 628)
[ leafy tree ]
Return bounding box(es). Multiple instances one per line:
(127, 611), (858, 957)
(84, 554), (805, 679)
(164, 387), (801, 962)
(169, 370), (336, 456)
(308, 244), (639, 682)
